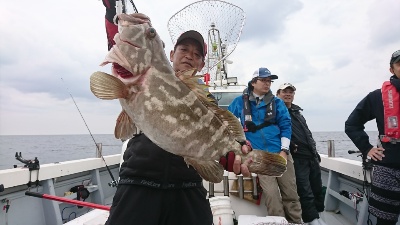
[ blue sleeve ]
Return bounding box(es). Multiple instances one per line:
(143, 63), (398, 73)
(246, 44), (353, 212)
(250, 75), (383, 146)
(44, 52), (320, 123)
(274, 97), (292, 139)
(228, 97), (243, 122)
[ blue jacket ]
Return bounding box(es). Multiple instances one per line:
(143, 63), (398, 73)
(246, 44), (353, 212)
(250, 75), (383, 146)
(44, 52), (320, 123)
(228, 92), (292, 153)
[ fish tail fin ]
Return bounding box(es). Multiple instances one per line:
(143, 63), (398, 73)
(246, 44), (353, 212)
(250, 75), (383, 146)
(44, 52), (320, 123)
(246, 150), (287, 177)
(184, 158), (224, 183)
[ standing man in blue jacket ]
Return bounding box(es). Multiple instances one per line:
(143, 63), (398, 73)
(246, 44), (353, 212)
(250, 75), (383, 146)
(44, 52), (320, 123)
(228, 67), (302, 224)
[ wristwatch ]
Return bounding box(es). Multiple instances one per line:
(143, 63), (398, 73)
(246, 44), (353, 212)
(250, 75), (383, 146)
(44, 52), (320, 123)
(281, 148), (290, 155)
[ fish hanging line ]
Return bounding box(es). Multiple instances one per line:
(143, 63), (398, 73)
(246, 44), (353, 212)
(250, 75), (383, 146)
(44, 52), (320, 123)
(61, 78), (118, 187)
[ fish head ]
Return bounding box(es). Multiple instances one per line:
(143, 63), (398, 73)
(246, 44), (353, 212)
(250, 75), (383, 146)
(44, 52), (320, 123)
(101, 14), (172, 84)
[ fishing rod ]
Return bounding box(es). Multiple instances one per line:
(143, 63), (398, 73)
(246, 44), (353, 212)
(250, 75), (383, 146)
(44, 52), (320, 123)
(116, 0), (138, 14)
(25, 191), (111, 211)
(61, 78), (118, 187)
(128, 0), (138, 13)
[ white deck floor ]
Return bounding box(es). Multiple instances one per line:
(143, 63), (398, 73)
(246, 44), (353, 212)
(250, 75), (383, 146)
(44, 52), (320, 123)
(321, 211), (354, 225)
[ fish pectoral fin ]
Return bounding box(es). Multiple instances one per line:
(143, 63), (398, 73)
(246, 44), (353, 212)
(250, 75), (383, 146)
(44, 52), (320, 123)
(114, 110), (138, 140)
(177, 69), (210, 100)
(201, 100), (245, 139)
(90, 71), (129, 100)
(184, 158), (224, 183)
(176, 68), (197, 78)
(246, 150), (288, 177)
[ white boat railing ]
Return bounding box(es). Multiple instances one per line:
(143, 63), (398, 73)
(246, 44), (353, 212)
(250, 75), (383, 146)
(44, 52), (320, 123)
(0, 155), (120, 189)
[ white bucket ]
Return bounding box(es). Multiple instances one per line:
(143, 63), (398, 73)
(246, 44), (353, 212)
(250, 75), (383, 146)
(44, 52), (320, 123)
(238, 215), (288, 225)
(209, 196), (231, 208)
(209, 196), (234, 225)
(212, 205), (234, 225)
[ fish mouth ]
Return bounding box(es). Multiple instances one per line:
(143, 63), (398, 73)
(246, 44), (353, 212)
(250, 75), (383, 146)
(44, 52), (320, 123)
(110, 35), (143, 79)
(113, 63), (133, 79)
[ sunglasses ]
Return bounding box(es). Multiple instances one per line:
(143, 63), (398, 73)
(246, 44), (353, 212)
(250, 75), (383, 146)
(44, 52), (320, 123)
(257, 78), (273, 83)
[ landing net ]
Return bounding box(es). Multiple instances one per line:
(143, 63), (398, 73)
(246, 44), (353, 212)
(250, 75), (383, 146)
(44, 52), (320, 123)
(167, 0), (246, 79)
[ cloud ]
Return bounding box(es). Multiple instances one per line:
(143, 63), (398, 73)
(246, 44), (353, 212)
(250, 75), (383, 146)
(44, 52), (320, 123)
(367, 0), (400, 48)
(236, 0), (303, 44)
(0, 0), (399, 135)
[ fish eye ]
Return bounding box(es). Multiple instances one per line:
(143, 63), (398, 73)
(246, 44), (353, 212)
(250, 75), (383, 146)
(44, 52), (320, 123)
(146, 27), (157, 39)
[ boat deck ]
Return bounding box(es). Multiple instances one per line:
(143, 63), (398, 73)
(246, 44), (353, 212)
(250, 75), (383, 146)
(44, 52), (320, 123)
(2, 153), (400, 225)
(63, 208), (355, 225)
(321, 211), (353, 225)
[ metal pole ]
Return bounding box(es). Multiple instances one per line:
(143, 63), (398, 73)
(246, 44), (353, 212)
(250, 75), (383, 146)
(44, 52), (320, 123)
(96, 143), (103, 158)
(208, 182), (215, 198)
(327, 140), (335, 157)
(238, 175), (244, 199)
(223, 172), (229, 196)
(251, 173), (258, 200)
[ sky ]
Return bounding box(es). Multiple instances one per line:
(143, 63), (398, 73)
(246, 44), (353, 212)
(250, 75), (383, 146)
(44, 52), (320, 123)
(0, 0), (399, 135)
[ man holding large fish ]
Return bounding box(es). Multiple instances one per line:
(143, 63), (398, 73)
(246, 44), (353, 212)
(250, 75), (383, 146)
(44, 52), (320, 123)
(97, 1), (287, 224)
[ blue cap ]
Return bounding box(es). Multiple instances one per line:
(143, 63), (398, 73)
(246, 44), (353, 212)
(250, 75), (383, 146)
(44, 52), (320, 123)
(252, 67), (278, 80)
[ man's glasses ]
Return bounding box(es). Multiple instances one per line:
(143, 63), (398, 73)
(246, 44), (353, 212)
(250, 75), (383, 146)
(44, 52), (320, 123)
(392, 50), (400, 58)
(258, 78), (273, 83)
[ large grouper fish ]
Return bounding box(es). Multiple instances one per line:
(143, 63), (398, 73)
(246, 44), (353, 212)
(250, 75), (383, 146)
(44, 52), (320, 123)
(90, 13), (287, 183)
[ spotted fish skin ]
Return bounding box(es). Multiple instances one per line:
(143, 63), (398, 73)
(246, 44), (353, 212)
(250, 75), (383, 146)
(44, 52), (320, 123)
(90, 13), (287, 183)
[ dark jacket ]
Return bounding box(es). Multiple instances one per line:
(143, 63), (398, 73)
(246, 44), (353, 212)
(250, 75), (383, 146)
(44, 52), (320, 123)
(345, 75), (400, 169)
(119, 134), (203, 187)
(288, 104), (318, 159)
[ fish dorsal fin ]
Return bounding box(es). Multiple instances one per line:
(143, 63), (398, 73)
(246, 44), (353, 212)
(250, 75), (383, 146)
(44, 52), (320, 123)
(90, 71), (129, 100)
(177, 69), (211, 100)
(115, 110), (138, 140)
(177, 69), (244, 139)
(201, 100), (245, 138)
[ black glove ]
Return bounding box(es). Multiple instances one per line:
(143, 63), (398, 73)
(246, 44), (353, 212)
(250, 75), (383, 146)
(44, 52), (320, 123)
(245, 121), (257, 133)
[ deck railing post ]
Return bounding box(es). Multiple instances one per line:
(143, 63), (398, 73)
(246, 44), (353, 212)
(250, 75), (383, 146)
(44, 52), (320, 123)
(251, 173), (258, 199)
(327, 140), (335, 157)
(96, 143), (102, 158)
(208, 182), (215, 198)
(238, 175), (244, 199)
(223, 171), (229, 196)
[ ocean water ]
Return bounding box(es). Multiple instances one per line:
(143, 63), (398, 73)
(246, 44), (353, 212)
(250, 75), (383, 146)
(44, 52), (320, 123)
(0, 134), (123, 170)
(0, 132), (379, 170)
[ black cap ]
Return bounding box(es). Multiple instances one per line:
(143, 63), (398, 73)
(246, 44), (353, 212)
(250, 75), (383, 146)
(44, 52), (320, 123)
(175, 30), (207, 57)
(390, 50), (400, 65)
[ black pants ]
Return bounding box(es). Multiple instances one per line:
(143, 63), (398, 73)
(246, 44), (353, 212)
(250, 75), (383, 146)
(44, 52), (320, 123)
(293, 156), (325, 223)
(369, 165), (400, 225)
(106, 184), (213, 225)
